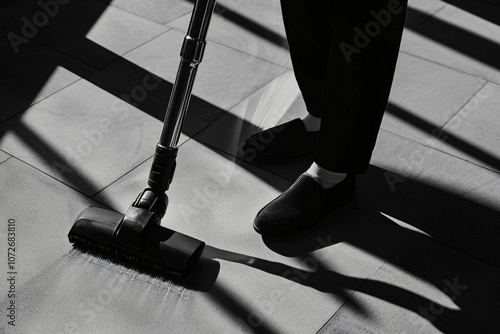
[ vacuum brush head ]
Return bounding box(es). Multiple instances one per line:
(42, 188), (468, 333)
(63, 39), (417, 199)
(68, 206), (205, 277)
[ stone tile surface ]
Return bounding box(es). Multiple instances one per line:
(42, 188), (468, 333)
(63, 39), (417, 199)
(92, 139), (412, 333)
(402, 4), (500, 83)
(318, 232), (500, 333)
(167, 0), (291, 67)
(194, 70), (312, 181)
(405, 0), (446, 26)
(384, 52), (486, 144)
(0, 80), (163, 197)
(372, 129), (498, 197)
(0, 27), (81, 122)
(364, 129), (500, 266)
(1, 0), (168, 67)
(0, 150), (10, 164)
(194, 70), (303, 151)
(0, 0), (168, 123)
(462, 176), (500, 214)
(432, 82), (500, 173)
(0, 158), (98, 287)
(3, 0), (500, 333)
(102, 0), (193, 24)
(121, 29), (286, 113)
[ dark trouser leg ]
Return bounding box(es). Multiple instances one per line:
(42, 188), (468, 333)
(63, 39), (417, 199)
(281, 0), (408, 174)
(280, 0), (331, 118)
(316, 1), (408, 173)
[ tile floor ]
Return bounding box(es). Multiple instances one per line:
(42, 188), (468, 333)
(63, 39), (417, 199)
(1, 0), (500, 333)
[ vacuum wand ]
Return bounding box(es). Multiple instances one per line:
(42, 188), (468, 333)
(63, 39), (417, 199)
(149, 0), (217, 195)
(68, 0), (218, 276)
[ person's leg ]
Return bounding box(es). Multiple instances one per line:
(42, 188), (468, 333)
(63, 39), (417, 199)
(280, 0), (331, 119)
(254, 0), (408, 235)
(316, 0), (408, 173)
(241, 0), (330, 158)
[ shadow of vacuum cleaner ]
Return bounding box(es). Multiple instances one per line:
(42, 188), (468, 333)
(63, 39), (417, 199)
(68, 0), (218, 279)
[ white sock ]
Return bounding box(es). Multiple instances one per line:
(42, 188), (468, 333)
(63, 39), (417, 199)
(304, 162), (346, 189)
(301, 114), (321, 132)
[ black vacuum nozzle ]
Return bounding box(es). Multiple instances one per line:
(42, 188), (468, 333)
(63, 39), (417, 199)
(67, 0), (217, 278)
(68, 206), (205, 276)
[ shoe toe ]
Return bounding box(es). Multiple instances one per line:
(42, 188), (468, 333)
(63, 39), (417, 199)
(253, 175), (324, 235)
(253, 174), (356, 236)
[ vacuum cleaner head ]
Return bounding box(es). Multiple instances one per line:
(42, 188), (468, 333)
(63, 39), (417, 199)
(68, 206), (205, 276)
(68, 0), (218, 278)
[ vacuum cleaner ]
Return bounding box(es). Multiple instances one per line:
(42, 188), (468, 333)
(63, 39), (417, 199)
(68, 0), (217, 276)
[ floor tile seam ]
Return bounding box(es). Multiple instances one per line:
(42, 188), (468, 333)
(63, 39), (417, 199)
(189, 136), (297, 182)
(460, 173), (500, 200)
(165, 23), (291, 69)
(1, 0), (171, 55)
(182, 66), (292, 155)
(355, 205), (500, 272)
(176, 123), (219, 149)
(88, 121), (223, 199)
(314, 289), (359, 334)
(95, 0), (192, 26)
(408, 1), (448, 23)
(37, 25), (173, 72)
(416, 2), (447, 23)
(210, 65), (290, 113)
(434, 80), (490, 132)
(109, 25), (174, 59)
(315, 259), (407, 333)
(10, 11), (173, 84)
(399, 49), (500, 85)
(420, 138), (500, 176)
(89, 154), (154, 200)
(315, 211), (500, 331)
(4, 155), (99, 204)
(187, 66), (293, 140)
(0, 154), (12, 165)
(378, 127), (500, 178)
(0, 27), (176, 127)
(406, 1), (475, 31)
(397, 49), (494, 83)
(0, 75), (82, 127)
(163, 9), (196, 26)
(183, 137), (294, 185)
(314, 248), (409, 334)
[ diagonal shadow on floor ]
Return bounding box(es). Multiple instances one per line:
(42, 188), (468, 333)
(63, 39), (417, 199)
(441, 0), (500, 27)
(2, 1), (500, 333)
(206, 164), (500, 333)
(386, 102), (500, 173)
(405, 6), (500, 72)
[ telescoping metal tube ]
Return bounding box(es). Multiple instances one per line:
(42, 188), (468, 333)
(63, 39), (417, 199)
(160, 0), (217, 148)
(148, 0), (217, 195)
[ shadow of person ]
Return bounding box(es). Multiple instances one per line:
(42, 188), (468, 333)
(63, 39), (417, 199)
(204, 164), (500, 332)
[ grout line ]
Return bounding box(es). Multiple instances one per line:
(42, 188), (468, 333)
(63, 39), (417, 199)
(188, 67), (293, 137)
(166, 20), (291, 69)
(89, 154), (153, 199)
(95, 0), (192, 26)
(436, 80), (489, 131)
(0, 30), (175, 128)
(4, 155), (105, 206)
(378, 127), (500, 175)
(398, 49), (495, 84)
(316, 200), (500, 332)
(0, 155), (12, 165)
(314, 289), (359, 334)
(314, 226), (413, 333)
(356, 204), (500, 271)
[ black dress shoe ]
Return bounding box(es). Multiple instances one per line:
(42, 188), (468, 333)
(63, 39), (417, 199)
(253, 174), (356, 235)
(241, 119), (318, 159)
